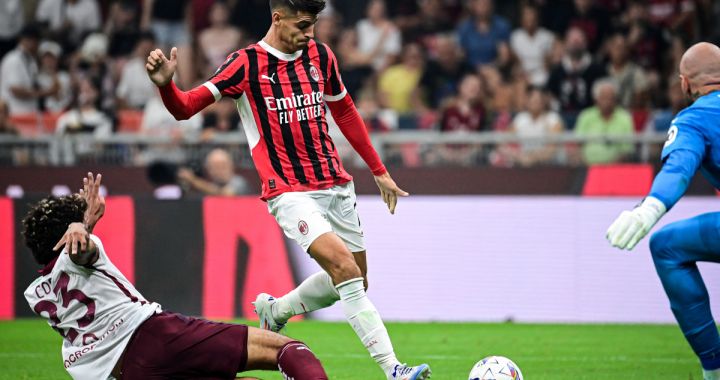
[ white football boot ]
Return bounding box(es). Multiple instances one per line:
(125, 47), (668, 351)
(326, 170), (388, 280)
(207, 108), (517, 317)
(252, 293), (286, 332)
(387, 363), (431, 380)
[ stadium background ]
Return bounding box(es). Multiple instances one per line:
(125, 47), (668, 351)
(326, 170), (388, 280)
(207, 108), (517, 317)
(2, 0), (720, 378)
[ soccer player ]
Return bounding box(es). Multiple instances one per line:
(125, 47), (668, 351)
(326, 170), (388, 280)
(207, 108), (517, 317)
(24, 173), (328, 380)
(145, 1), (431, 379)
(606, 42), (720, 380)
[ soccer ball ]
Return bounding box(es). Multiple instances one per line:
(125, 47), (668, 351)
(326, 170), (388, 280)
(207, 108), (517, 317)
(468, 356), (523, 380)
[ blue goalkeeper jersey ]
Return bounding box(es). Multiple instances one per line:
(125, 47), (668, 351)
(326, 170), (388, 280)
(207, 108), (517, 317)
(650, 90), (720, 209)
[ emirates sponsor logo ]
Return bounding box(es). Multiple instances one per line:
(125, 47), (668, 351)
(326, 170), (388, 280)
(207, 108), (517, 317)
(265, 91), (324, 124)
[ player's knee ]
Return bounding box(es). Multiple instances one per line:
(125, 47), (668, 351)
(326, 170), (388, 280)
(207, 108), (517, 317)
(329, 259), (362, 284)
(649, 227), (676, 262)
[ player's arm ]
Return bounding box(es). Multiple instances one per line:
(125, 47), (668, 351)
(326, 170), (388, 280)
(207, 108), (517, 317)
(607, 117), (706, 250)
(145, 47), (216, 120)
(327, 95), (408, 214)
(52, 223), (99, 266)
(322, 44), (408, 214)
(80, 172), (105, 233)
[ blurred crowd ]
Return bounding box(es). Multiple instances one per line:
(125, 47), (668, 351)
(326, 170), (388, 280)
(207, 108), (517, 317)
(0, 0), (718, 167)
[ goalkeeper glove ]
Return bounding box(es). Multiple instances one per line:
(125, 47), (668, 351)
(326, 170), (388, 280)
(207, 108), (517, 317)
(606, 196), (667, 250)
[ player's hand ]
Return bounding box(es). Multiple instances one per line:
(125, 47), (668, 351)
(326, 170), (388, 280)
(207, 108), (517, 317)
(374, 172), (409, 214)
(146, 47), (178, 87)
(80, 172), (105, 232)
(606, 197), (666, 250)
(53, 222), (90, 256)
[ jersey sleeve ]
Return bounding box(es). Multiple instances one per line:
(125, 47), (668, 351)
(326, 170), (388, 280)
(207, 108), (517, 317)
(320, 44), (347, 102)
(660, 109), (708, 162)
(204, 51), (248, 100)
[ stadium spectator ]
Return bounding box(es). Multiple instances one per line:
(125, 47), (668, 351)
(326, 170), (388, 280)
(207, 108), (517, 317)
(356, 0), (402, 71)
(0, 100), (19, 135)
(650, 77), (688, 133)
(418, 34), (473, 109)
(105, 0), (142, 59)
(178, 148), (253, 196)
(141, 0), (194, 87)
(35, 0), (102, 51)
(574, 79), (635, 165)
(546, 27), (606, 129)
(228, 0), (272, 40)
(430, 73), (486, 165)
(55, 77), (112, 138)
(457, 0), (511, 68)
(314, 12), (341, 48)
(606, 33), (649, 109)
(647, 0), (696, 39)
(378, 43), (426, 123)
(440, 73), (486, 133)
(200, 97), (241, 138)
(566, 0), (611, 53)
(622, 1), (668, 74)
(0, 25), (49, 116)
(479, 64), (524, 131)
(396, 0), (455, 47)
(74, 33), (116, 113)
(0, 0), (24, 60)
(140, 91), (202, 138)
(336, 29), (376, 96)
(510, 3), (555, 87)
(356, 93), (398, 132)
(198, 1), (244, 78)
(116, 32), (159, 110)
(497, 87), (564, 167)
(37, 40), (72, 113)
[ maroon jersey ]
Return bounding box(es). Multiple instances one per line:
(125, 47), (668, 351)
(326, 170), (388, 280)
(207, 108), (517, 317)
(202, 40), (353, 199)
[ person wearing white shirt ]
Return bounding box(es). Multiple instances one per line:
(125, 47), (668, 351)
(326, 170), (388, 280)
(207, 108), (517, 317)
(35, 0), (102, 46)
(510, 4), (555, 87)
(37, 41), (73, 113)
(0, 26), (57, 115)
(356, 0), (402, 71)
(0, 0), (24, 59)
(116, 32), (157, 110)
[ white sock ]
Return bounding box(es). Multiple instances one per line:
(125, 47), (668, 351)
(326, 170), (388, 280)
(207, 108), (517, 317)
(704, 368), (720, 380)
(273, 271), (340, 323)
(337, 277), (400, 374)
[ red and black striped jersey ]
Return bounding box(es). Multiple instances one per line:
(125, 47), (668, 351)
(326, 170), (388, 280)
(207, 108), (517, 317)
(202, 40), (354, 200)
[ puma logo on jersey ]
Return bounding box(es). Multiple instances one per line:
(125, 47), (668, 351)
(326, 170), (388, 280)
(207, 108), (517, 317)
(262, 73), (277, 84)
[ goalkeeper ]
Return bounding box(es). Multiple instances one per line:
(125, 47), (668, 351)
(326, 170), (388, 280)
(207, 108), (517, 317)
(606, 42), (720, 380)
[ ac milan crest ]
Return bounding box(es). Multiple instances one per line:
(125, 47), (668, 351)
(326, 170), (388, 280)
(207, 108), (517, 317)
(298, 220), (309, 235)
(309, 65), (320, 82)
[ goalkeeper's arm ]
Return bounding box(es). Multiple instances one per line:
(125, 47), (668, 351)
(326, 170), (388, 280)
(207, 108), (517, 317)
(606, 150), (701, 250)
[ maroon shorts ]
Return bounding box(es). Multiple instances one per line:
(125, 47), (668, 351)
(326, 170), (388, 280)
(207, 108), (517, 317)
(120, 311), (249, 379)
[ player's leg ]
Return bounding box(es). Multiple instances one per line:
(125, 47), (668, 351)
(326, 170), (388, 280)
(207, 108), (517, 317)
(254, 191), (343, 331)
(309, 232), (430, 380)
(354, 250), (369, 290)
(649, 212), (720, 378)
(245, 326), (328, 379)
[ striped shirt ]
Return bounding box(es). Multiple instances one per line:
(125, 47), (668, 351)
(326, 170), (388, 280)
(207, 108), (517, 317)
(203, 40), (354, 199)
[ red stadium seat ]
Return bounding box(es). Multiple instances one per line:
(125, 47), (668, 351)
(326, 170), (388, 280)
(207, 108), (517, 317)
(9, 112), (63, 136)
(117, 110), (143, 133)
(582, 164), (654, 196)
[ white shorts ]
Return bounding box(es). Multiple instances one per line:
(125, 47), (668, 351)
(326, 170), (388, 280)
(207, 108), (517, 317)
(267, 182), (365, 253)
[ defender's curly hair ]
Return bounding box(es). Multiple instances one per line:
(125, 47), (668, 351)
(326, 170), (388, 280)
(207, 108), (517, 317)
(22, 195), (86, 265)
(269, 0), (326, 15)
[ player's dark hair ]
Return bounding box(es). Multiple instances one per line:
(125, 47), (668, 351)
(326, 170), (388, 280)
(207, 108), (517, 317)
(269, 0), (326, 15)
(22, 195), (86, 265)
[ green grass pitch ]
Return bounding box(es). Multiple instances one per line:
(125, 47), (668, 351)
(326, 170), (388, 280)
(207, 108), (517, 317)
(0, 319), (706, 379)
